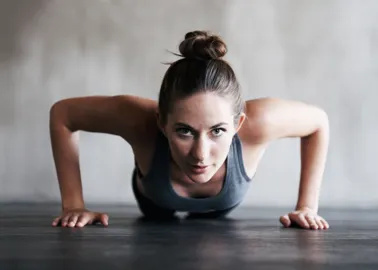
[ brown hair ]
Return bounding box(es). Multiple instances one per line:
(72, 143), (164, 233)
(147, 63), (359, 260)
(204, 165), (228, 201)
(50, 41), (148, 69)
(158, 30), (245, 125)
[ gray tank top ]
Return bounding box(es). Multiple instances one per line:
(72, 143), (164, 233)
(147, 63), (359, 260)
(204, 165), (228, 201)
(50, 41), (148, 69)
(139, 131), (252, 212)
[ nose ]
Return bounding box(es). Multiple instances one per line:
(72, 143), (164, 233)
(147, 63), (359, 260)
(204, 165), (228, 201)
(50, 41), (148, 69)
(190, 137), (209, 163)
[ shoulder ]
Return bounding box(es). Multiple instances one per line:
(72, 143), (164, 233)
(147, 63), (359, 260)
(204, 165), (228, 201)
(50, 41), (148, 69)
(50, 94), (160, 143)
(115, 95), (160, 144)
(235, 97), (328, 177)
(237, 97), (328, 145)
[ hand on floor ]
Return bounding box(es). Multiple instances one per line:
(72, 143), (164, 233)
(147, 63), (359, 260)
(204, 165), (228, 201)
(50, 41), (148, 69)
(279, 207), (329, 230)
(52, 208), (109, 228)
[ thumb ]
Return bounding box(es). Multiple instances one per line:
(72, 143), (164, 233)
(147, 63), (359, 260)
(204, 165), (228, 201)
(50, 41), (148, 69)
(100, 213), (109, 226)
(279, 214), (291, 228)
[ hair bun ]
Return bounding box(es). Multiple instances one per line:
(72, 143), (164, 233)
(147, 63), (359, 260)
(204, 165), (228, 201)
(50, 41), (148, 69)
(178, 31), (227, 60)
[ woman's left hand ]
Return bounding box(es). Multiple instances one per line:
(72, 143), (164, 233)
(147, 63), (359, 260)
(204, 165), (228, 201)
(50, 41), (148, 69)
(279, 207), (330, 230)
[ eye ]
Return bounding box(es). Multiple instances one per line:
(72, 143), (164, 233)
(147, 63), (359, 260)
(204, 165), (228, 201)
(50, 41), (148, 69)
(176, 128), (193, 136)
(212, 128), (225, 137)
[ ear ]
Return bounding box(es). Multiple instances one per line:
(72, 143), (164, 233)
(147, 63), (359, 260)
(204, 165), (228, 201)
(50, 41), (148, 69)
(235, 112), (246, 133)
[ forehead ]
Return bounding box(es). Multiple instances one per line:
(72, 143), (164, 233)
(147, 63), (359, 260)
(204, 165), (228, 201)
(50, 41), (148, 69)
(169, 92), (233, 124)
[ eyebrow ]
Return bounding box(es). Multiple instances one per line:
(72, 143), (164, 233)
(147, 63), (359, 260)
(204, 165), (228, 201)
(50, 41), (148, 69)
(174, 122), (228, 130)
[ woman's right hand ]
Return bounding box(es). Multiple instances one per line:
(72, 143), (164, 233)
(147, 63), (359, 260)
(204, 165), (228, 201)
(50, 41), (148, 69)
(52, 208), (109, 228)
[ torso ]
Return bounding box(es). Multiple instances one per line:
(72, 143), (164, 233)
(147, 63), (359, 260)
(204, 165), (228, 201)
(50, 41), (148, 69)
(129, 115), (267, 201)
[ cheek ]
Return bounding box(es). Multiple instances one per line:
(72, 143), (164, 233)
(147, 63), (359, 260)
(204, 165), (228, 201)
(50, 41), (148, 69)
(168, 137), (191, 158)
(212, 138), (233, 158)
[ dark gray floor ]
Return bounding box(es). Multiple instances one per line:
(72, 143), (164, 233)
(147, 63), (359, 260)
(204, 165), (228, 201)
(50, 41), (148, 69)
(1, 203), (378, 270)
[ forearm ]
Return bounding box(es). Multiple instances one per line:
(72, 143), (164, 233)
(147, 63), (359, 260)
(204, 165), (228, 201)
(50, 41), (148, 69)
(296, 114), (330, 213)
(50, 107), (85, 210)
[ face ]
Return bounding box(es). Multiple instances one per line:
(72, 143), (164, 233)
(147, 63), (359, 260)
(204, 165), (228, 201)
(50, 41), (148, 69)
(159, 92), (245, 184)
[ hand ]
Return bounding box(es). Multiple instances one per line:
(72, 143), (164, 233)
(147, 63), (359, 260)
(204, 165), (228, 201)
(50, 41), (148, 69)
(279, 207), (329, 230)
(52, 208), (109, 228)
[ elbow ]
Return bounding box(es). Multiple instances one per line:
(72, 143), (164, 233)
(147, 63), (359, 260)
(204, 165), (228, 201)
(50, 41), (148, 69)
(316, 108), (330, 134)
(307, 108), (330, 142)
(49, 100), (63, 122)
(49, 100), (70, 130)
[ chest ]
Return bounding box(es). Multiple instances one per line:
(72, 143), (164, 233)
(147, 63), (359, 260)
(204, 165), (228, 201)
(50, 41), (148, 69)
(169, 163), (227, 198)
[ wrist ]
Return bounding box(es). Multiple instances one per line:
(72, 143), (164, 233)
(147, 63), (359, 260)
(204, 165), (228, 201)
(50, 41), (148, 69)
(62, 199), (85, 211)
(295, 205), (318, 213)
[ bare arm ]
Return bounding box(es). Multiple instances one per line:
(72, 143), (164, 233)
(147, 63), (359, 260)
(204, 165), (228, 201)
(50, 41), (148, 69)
(241, 97), (330, 229)
(49, 95), (157, 211)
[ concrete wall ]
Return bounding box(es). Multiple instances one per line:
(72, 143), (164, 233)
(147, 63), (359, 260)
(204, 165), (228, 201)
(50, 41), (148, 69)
(1, 0), (377, 209)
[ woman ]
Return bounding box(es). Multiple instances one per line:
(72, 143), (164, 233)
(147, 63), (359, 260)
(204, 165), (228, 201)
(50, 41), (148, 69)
(50, 31), (330, 230)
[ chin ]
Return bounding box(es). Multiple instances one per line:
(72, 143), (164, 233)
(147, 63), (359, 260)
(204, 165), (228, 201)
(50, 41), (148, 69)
(187, 175), (211, 184)
(185, 167), (214, 184)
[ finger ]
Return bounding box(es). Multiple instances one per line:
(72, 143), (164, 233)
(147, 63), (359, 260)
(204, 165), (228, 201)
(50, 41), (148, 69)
(320, 218), (330, 229)
(290, 213), (310, 229)
(68, 215), (79, 228)
(100, 214), (109, 226)
(52, 216), (62, 227)
(315, 217), (324, 230)
(93, 213), (109, 226)
(76, 214), (91, 227)
(305, 215), (318, 230)
(279, 215), (291, 228)
(61, 215), (71, 227)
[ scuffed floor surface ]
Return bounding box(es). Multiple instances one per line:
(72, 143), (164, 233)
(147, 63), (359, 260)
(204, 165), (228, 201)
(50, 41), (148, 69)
(1, 203), (378, 270)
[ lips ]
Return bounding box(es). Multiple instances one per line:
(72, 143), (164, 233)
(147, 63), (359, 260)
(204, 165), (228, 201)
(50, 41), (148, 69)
(192, 165), (208, 169)
(190, 164), (209, 174)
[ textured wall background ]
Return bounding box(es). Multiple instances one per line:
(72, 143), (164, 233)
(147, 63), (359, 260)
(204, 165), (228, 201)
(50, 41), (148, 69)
(1, 0), (377, 209)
